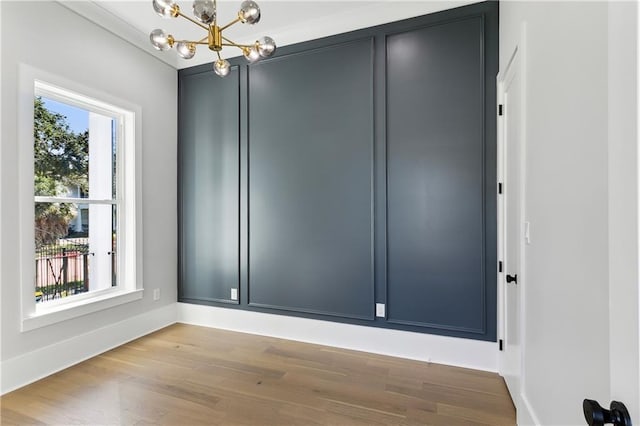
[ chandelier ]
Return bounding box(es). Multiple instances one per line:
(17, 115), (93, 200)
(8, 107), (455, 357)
(149, 0), (276, 77)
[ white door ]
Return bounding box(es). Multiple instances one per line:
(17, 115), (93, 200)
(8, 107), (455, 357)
(498, 45), (523, 400)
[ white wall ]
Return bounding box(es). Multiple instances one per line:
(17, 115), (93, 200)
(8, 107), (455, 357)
(608, 1), (640, 421)
(1, 1), (177, 388)
(501, 2), (638, 425)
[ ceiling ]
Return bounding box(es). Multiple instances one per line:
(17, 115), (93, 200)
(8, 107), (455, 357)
(58, 0), (476, 69)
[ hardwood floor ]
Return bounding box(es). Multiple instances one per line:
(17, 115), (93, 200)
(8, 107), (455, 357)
(0, 324), (515, 425)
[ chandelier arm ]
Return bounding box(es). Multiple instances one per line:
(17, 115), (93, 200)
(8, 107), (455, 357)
(222, 43), (253, 49)
(176, 10), (209, 31)
(172, 37), (209, 45)
(221, 36), (253, 49)
(219, 17), (242, 32)
(175, 40), (209, 45)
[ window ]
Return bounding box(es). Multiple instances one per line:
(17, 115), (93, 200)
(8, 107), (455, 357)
(19, 66), (143, 331)
(34, 91), (118, 302)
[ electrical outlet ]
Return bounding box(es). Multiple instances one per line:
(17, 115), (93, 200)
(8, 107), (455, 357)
(231, 288), (238, 300)
(376, 303), (385, 318)
(153, 288), (160, 301)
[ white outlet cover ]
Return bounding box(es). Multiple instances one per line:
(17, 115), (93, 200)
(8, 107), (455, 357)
(231, 288), (238, 300)
(153, 288), (160, 301)
(376, 303), (385, 317)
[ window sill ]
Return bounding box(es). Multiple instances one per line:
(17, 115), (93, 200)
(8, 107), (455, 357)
(21, 289), (143, 332)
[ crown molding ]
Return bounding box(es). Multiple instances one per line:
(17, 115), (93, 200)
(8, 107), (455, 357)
(177, 1), (475, 69)
(56, 0), (179, 69)
(56, 1), (476, 70)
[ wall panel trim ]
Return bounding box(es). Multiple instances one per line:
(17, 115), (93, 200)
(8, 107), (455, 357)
(247, 302), (374, 321)
(178, 1), (499, 342)
(246, 36), (376, 319)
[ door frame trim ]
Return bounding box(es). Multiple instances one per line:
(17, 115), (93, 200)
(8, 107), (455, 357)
(497, 44), (521, 367)
(497, 22), (540, 425)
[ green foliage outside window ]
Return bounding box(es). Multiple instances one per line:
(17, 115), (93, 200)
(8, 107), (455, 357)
(34, 97), (88, 247)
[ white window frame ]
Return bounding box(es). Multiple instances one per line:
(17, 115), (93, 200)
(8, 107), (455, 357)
(19, 64), (144, 332)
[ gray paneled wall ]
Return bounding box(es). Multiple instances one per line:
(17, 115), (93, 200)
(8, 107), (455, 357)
(386, 17), (486, 333)
(179, 68), (240, 304)
(248, 39), (374, 319)
(178, 1), (498, 341)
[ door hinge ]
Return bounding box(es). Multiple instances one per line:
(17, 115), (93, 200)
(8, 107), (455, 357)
(499, 339), (504, 351)
(498, 261), (503, 273)
(498, 182), (503, 194)
(498, 104), (504, 116)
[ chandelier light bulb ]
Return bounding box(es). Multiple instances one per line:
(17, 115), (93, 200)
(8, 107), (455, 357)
(239, 0), (261, 25)
(192, 0), (216, 24)
(214, 59), (231, 77)
(243, 46), (261, 63)
(176, 42), (196, 59)
(152, 0), (177, 18)
(257, 36), (276, 58)
(149, 29), (174, 51)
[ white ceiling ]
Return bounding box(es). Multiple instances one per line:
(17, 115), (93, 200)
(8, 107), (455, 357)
(58, 0), (476, 69)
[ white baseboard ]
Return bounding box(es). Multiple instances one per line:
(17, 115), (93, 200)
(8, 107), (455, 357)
(0, 303), (177, 395)
(1, 302), (499, 396)
(504, 378), (541, 426)
(177, 303), (498, 372)
(519, 391), (542, 426)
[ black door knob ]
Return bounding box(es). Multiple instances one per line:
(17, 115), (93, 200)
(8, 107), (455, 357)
(506, 274), (518, 284)
(583, 399), (632, 426)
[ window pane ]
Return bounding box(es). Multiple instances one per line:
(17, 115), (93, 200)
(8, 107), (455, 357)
(88, 113), (116, 200)
(111, 204), (117, 287)
(34, 97), (89, 198)
(35, 201), (117, 302)
(87, 203), (117, 291)
(112, 120), (117, 200)
(34, 96), (116, 200)
(35, 202), (89, 302)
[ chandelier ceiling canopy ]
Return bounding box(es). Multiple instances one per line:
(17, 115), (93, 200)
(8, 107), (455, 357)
(150, 0), (276, 76)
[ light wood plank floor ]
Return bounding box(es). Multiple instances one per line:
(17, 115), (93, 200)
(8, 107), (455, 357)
(1, 324), (515, 425)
